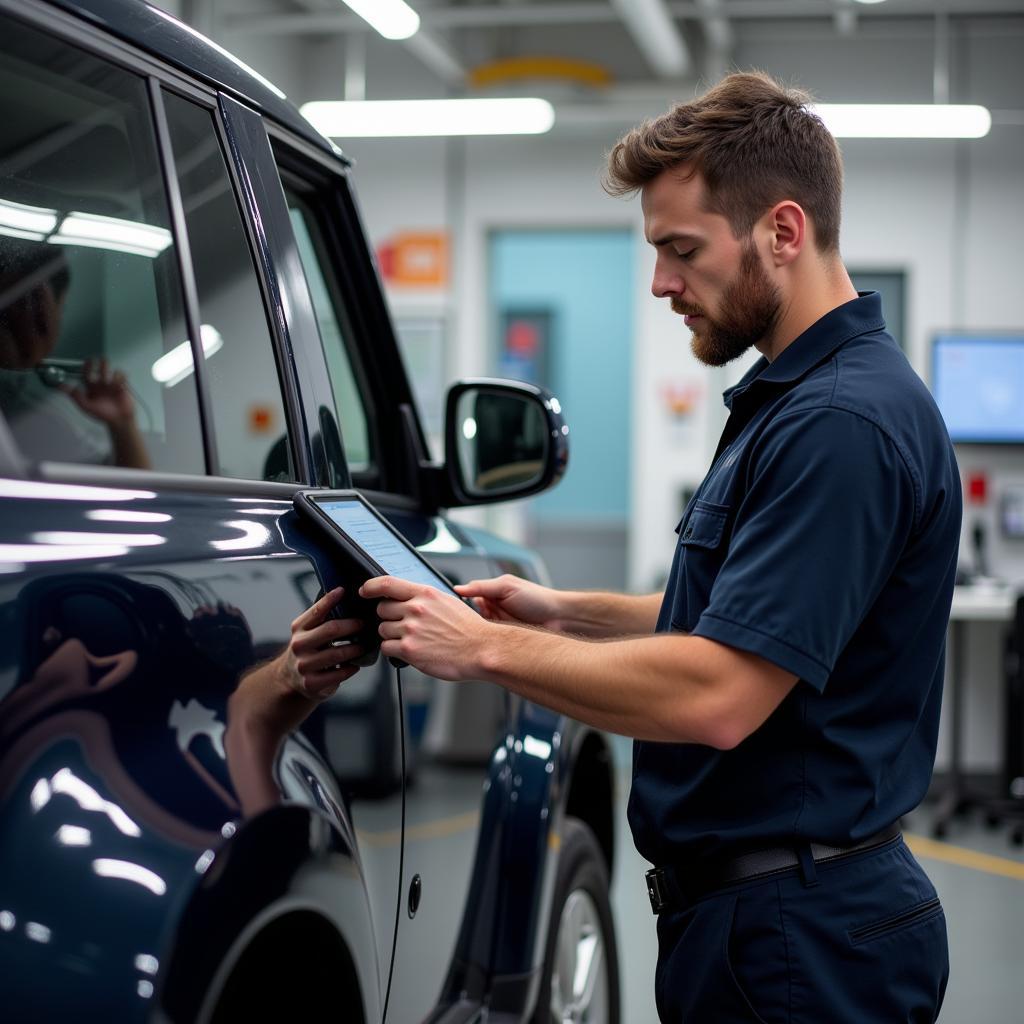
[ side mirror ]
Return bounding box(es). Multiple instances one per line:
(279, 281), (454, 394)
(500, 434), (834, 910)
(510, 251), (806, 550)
(444, 379), (568, 506)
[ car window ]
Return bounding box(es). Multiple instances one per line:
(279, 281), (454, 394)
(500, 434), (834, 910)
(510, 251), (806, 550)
(0, 15), (205, 473)
(162, 90), (295, 483)
(284, 188), (373, 475)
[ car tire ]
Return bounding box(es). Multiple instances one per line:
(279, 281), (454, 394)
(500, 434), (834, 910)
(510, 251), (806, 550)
(533, 816), (621, 1024)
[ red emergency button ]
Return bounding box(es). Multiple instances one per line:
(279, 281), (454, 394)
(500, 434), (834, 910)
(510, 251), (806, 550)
(967, 472), (987, 504)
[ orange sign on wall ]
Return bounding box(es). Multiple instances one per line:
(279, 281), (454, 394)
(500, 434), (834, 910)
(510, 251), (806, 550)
(248, 404), (276, 434)
(377, 231), (449, 288)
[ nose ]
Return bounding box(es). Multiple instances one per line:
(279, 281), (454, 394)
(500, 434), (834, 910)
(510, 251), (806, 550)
(651, 252), (684, 299)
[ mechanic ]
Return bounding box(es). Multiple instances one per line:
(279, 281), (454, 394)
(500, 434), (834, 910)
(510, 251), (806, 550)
(360, 71), (961, 1022)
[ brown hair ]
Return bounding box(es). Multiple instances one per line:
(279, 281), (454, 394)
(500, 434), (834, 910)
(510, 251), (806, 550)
(605, 71), (843, 253)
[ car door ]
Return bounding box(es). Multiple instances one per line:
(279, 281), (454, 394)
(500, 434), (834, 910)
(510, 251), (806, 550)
(266, 135), (532, 1022)
(0, 7), (390, 1020)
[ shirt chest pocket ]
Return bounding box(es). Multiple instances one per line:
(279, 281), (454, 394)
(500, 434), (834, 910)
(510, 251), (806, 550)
(670, 500), (731, 631)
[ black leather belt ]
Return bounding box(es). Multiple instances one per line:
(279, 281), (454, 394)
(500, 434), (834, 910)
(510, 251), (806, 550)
(645, 824), (902, 915)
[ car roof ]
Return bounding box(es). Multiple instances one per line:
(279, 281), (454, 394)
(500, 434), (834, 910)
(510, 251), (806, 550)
(47, 0), (350, 165)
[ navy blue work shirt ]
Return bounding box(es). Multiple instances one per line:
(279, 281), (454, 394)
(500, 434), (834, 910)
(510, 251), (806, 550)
(628, 293), (962, 866)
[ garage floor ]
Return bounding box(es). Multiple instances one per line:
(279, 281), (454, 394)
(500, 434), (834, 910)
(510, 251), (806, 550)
(607, 736), (1024, 1023)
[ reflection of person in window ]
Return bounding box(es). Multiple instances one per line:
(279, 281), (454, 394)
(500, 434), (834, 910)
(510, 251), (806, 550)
(0, 241), (150, 469)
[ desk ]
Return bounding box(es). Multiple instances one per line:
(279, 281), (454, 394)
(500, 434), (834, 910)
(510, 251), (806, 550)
(933, 584), (1017, 837)
(949, 585), (1016, 621)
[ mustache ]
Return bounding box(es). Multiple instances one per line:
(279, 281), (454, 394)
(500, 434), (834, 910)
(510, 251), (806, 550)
(670, 298), (704, 317)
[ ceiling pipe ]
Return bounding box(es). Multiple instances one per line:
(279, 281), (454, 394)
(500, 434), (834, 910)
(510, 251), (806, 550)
(609, 0), (691, 78)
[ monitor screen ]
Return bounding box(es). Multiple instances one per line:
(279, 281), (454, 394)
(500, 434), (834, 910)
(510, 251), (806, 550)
(932, 334), (1024, 444)
(314, 498), (455, 595)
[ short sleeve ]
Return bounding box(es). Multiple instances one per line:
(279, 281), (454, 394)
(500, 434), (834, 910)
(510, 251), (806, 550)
(692, 407), (915, 690)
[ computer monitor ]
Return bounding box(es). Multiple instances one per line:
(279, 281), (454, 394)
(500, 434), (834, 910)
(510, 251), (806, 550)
(931, 334), (1024, 444)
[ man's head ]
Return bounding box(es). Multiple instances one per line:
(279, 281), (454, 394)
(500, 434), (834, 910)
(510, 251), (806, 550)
(0, 242), (71, 369)
(605, 71), (845, 365)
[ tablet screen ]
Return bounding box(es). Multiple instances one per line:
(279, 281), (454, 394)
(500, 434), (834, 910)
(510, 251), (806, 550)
(314, 498), (455, 594)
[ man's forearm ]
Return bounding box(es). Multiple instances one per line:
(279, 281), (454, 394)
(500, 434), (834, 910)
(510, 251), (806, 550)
(109, 421), (151, 470)
(554, 589), (662, 638)
(476, 626), (754, 744)
(363, 577), (798, 743)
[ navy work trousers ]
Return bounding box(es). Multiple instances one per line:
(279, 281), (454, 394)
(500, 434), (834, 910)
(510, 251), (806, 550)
(654, 837), (949, 1022)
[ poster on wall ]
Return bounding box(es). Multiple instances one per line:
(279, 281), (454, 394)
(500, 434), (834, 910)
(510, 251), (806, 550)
(498, 309), (552, 388)
(376, 231), (449, 289)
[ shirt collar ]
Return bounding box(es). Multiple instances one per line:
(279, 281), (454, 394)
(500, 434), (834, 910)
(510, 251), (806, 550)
(722, 292), (886, 408)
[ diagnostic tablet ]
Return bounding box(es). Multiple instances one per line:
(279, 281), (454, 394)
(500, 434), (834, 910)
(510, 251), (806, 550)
(293, 489), (460, 598)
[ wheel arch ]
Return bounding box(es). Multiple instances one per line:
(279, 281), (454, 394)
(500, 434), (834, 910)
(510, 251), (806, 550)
(563, 727), (616, 879)
(201, 903), (365, 1024)
(156, 804), (380, 1024)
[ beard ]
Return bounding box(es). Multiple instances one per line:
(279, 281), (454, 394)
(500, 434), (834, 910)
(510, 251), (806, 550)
(671, 242), (781, 367)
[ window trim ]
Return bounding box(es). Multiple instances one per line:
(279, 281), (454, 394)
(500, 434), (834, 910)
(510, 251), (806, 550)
(36, 460), (306, 498)
(217, 93), (333, 488)
(210, 93), (311, 485)
(278, 176), (379, 480)
(270, 133), (429, 500)
(148, 78), (219, 476)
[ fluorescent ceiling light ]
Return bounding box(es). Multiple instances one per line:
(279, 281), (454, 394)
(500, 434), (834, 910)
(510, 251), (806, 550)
(52, 212), (173, 258)
(152, 324), (224, 387)
(56, 825), (92, 847)
(0, 542), (130, 562)
(87, 509), (172, 524)
(92, 859), (167, 896)
(0, 199), (173, 255)
(33, 531), (166, 547)
(0, 198), (58, 240)
(341, 0), (420, 41)
(212, 520), (272, 552)
(0, 480), (155, 501)
(301, 98), (555, 137)
(48, 768), (141, 836)
(135, 955), (160, 976)
(813, 104), (991, 139)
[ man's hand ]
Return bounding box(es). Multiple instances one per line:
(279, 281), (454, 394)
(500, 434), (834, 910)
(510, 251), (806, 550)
(64, 356), (136, 428)
(276, 586), (367, 700)
(226, 588), (365, 816)
(360, 576), (495, 680)
(454, 574), (564, 630)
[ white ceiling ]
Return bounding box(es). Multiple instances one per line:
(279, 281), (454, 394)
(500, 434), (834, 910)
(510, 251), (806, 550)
(173, 1), (1024, 133)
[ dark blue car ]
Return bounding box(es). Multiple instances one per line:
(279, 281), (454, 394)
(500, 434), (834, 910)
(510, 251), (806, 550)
(0, 2), (620, 1020)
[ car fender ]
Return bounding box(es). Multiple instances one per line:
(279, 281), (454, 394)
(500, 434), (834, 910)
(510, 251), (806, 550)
(157, 803), (380, 1024)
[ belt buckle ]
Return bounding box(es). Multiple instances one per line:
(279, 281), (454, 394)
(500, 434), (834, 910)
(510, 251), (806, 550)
(645, 867), (670, 915)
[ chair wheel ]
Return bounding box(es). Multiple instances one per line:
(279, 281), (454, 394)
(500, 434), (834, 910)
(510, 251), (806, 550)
(985, 812), (1002, 829)
(933, 822), (948, 839)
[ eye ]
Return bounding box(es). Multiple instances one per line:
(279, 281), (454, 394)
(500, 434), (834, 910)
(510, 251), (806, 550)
(675, 247), (697, 262)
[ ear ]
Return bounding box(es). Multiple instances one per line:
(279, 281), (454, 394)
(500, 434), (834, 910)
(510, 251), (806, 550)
(765, 201), (805, 267)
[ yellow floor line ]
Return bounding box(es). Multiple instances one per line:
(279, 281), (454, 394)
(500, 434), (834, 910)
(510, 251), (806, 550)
(356, 810), (481, 849)
(905, 832), (1024, 881)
